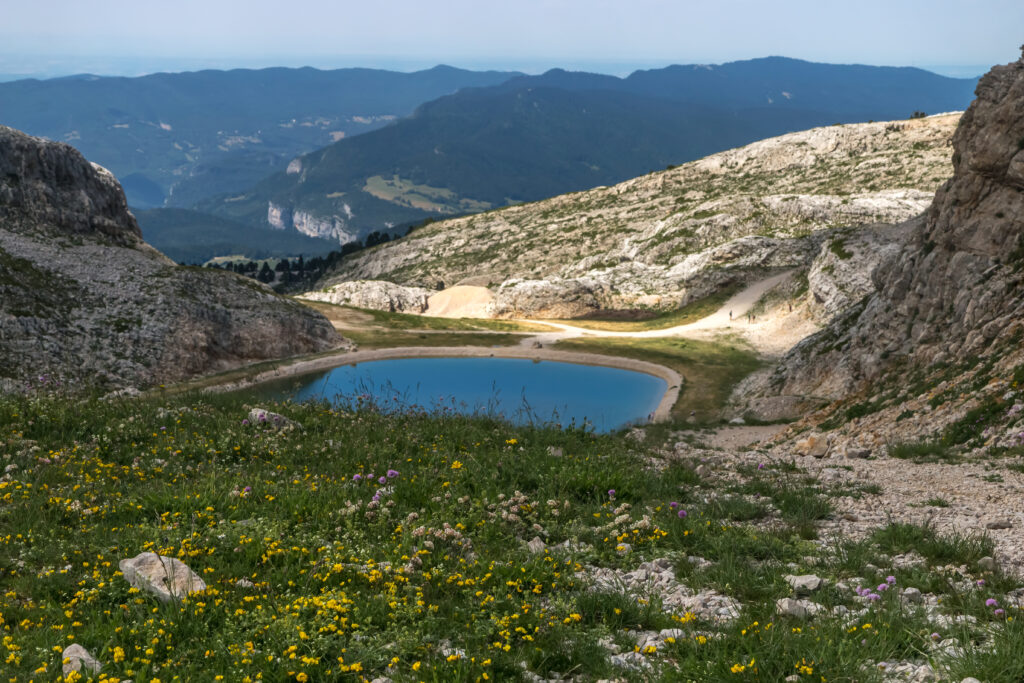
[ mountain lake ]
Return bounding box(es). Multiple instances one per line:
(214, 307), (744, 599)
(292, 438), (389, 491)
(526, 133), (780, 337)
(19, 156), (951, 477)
(250, 357), (668, 432)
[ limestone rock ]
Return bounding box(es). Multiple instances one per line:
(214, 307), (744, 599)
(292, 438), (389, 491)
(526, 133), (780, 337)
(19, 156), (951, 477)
(795, 434), (829, 458)
(248, 408), (302, 430)
(776, 597), (810, 618)
(119, 552), (207, 602)
(986, 520), (1013, 530)
(492, 278), (604, 319)
(62, 644), (102, 676)
(300, 279), (431, 313)
(785, 574), (825, 594)
(526, 537), (546, 554)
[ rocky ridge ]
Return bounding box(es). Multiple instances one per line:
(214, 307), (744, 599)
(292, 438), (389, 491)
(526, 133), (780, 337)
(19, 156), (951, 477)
(317, 114), (958, 316)
(0, 125), (344, 392)
(737, 50), (1024, 450)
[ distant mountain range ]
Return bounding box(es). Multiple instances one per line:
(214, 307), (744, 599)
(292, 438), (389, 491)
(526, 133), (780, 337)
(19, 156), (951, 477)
(0, 65), (520, 208)
(0, 57), (978, 262)
(199, 57), (977, 246)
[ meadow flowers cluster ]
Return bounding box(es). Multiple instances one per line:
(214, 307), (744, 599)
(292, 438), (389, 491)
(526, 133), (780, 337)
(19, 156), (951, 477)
(1, 392), (1022, 681)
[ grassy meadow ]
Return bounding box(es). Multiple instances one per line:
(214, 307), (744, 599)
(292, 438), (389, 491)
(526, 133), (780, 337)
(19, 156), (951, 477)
(1, 387), (1022, 682)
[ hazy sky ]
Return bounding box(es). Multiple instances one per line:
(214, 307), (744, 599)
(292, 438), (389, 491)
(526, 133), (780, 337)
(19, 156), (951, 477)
(2, 0), (1021, 78)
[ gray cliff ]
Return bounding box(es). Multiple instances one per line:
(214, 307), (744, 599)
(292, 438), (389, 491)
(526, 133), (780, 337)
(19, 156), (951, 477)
(0, 125), (343, 391)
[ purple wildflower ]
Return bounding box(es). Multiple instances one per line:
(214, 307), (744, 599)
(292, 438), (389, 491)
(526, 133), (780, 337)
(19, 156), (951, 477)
(353, 474), (363, 482)
(241, 419), (249, 425)
(867, 593), (881, 602)
(995, 608), (1005, 617)
(677, 510), (687, 518)
(669, 501), (679, 509)
(378, 476), (387, 485)
(877, 584), (888, 592)
(387, 469), (399, 479)
(886, 576), (896, 585)
(608, 489), (615, 498)
(986, 598), (999, 607)
(977, 579), (986, 587)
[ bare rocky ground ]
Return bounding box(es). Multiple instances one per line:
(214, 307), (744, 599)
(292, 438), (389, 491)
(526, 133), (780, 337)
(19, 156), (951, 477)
(315, 113), (958, 317)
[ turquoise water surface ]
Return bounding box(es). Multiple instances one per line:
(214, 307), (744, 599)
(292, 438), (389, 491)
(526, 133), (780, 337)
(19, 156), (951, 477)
(253, 357), (667, 432)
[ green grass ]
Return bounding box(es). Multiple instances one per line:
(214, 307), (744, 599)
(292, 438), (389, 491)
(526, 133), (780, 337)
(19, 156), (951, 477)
(551, 285), (741, 332)
(1, 390), (1020, 682)
(552, 335), (762, 421)
(304, 301), (549, 333)
(342, 329), (524, 350)
(886, 440), (957, 462)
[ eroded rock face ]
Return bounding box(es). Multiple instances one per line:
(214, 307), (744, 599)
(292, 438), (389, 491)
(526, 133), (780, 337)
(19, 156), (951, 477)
(300, 280), (431, 313)
(492, 278), (605, 319)
(0, 126), (141, 246)
(0, 125), (343, 391)
(748, 52), (1024, 406)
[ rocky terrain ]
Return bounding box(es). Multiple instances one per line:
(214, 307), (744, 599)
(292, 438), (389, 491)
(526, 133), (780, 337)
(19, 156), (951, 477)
(735, 50), (1024, 454)
(0, 125), (344, 392)
(315, 112), (959, 318)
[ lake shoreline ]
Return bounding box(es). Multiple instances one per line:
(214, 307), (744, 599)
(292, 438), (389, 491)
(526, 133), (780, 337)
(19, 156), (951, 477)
(211, 345), (682, 423)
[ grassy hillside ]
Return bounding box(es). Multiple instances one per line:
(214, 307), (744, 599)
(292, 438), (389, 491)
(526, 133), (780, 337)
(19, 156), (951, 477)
(1, 390), (1020, 681)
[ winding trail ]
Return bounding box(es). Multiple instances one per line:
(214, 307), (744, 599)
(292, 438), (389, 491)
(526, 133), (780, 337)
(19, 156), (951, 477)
(517, 271), (795, 348)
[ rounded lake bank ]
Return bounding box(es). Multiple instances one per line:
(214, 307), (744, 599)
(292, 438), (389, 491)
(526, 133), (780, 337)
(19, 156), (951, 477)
(246, 353), (675, 432)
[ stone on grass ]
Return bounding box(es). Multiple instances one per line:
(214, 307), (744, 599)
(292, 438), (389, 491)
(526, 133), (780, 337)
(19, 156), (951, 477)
(776, 597), (810, 618)
(527, 537), (546, 554)
(546, 446), (563, 458)
(62, 644), (101, 676)
(247, 407), (302, 430)
(978, 556), (997, 572)
(785, 574), (824, 594)
(985, 520), (1013, 530)
(236, 578), (255, 589)
(119, 552), (206, 602)
(902, 587), (923, 603)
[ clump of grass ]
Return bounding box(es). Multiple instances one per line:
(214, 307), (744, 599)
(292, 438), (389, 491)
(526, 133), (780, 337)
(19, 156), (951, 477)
(887, 440), (956, 462)
(872, 521), (993, 566)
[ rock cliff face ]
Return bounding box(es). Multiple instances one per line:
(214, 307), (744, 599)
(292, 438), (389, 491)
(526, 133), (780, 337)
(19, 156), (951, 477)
(267, 201), (357, 244)
(0, 125), (343, 391)
(744, 52), (1024, 426)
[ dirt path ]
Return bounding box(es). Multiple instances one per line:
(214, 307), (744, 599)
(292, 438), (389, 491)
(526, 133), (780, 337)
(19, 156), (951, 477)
(517, 271), (813, 355)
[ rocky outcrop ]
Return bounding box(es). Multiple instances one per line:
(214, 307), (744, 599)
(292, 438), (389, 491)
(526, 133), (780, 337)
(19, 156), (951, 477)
(0, 125), (343, 392)
(300, 280), (431, 313)
(806, 221), (916, 321)
(493, 278), (605, 319)
(267, 201), (356, 244)
(743, 51), (1024, 418)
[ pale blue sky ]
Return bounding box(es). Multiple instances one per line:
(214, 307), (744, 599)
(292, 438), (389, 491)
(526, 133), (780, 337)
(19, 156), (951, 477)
(1, 0), (1020, 78)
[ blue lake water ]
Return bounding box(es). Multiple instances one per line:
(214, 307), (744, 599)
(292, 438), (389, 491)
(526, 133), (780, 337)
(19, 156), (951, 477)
(253, 357), (667, 432)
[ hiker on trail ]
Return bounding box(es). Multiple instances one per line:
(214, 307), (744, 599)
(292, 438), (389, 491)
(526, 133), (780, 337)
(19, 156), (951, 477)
(729, 310), (732, 320)
(788, 303), (792, 313)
